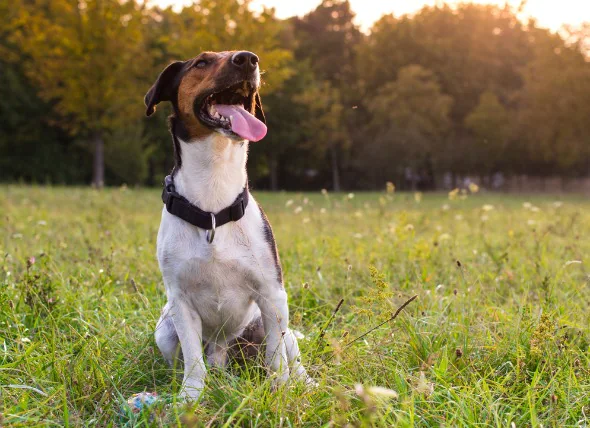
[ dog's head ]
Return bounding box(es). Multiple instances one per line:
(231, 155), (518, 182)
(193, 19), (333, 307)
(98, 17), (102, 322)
(145, 51), (266, 142)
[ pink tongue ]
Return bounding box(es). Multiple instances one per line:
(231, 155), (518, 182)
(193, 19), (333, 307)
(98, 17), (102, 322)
(215, 104), (267, 142)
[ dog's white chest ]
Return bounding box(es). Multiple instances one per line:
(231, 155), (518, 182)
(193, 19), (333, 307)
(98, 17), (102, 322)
(181, 253), (259, 337)
(157, 206), (270, 341)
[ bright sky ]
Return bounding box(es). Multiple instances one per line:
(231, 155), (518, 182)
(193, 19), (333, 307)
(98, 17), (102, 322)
(152, 0), (590, 32)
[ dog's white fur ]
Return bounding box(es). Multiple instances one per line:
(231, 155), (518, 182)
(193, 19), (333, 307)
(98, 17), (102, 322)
(154, 133), (308, 400)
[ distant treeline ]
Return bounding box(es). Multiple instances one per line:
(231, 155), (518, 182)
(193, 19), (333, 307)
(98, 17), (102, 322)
(1, 0), (589, 190)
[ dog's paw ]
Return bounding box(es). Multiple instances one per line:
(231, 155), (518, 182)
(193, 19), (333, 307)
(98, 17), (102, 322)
(179, 379), (204, 402)
(303, 375), (319, 388)
(295, 370), (319, 389)
(270, 370), (290, 391)
(290, 364), (317, 388)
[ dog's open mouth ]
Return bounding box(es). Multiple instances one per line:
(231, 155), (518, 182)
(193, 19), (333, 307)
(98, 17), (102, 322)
(198, 81), (267, 142)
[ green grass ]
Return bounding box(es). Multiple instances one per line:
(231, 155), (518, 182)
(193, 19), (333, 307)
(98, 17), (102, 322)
(1, 185), (589, 426)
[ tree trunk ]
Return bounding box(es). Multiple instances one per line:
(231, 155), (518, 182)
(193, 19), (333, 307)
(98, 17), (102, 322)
(269, 154), (279, 191)
(92, 131), (105, 188)
(330, 145), (341, 192)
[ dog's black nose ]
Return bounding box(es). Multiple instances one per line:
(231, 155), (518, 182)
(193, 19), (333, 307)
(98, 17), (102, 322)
(232, 51), (259, 71)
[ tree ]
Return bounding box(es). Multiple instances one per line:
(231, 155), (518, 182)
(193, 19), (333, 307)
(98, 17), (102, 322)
(289, 0), (362, 190)
(362, 65), (452, 189)
(0, 0), (90, 183)
(358, 4), (531, 121)
(293, 0), (362, 86)
(148, 0), (293, 91)
(356, 4), (533, 181)
(13, 0), (148, 187)
(295, 81), (350, 191)
(464, 91), (511, 180)
(516, 26), (590, 178)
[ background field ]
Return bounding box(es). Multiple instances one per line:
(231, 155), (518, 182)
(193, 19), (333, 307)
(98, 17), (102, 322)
(1, 187), (589, 426)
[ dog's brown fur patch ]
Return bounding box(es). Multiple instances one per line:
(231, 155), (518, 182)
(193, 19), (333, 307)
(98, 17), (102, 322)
(177, 52), (234, 140)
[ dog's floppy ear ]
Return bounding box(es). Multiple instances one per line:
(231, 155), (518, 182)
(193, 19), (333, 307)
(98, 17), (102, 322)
(144, 61), (185, 117)
(254, 92), (266, 124)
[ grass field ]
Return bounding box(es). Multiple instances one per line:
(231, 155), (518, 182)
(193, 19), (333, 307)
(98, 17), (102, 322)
(1, 186), (589, 426)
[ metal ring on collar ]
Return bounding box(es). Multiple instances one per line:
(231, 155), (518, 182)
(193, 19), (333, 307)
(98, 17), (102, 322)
(206, 212), (216, 244)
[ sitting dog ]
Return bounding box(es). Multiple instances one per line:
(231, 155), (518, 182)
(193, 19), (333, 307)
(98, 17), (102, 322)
(145, 50), (309, 400)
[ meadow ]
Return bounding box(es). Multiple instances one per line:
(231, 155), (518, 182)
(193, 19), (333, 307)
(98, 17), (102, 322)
(1, 186), (589, 426)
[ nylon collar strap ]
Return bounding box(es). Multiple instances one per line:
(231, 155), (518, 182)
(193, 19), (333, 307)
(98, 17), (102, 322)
(161, 175), (249, 230)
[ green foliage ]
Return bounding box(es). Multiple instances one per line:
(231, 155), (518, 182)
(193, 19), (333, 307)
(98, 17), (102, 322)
(516, 28), (590, 175)
(293, 0), (362, 86)
(13, 0), (147, 134)
(1, 0), (590, 188)
(361, 65), (452, 188)
(105, 123), (151, 185)
(296, 81), (350, 157)
(1, 187), (589, 425)
(464, 91), (511, 174)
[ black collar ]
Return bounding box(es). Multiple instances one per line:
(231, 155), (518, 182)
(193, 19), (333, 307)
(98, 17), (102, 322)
(161, 175), (249, 230)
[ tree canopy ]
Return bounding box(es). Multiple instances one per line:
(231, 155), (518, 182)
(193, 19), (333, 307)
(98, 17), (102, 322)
(2, 0), (589, 190)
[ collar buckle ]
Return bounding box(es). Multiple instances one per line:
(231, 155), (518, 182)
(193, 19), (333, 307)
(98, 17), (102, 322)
(206, 212), (216, 244)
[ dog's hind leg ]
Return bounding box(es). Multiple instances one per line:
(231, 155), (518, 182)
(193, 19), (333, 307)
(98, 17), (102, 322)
(155, 303), (181, 366)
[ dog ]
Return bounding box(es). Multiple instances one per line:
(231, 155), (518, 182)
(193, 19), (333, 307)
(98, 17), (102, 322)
(144, 51), (310, 400)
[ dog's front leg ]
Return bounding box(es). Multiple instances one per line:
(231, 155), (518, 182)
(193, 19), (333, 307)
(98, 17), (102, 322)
(256, 288), (290, 387)
(170, 299), (206, 400)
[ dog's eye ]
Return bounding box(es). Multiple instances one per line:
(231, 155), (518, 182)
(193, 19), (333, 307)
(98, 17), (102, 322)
(195, 60), (208, 69)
